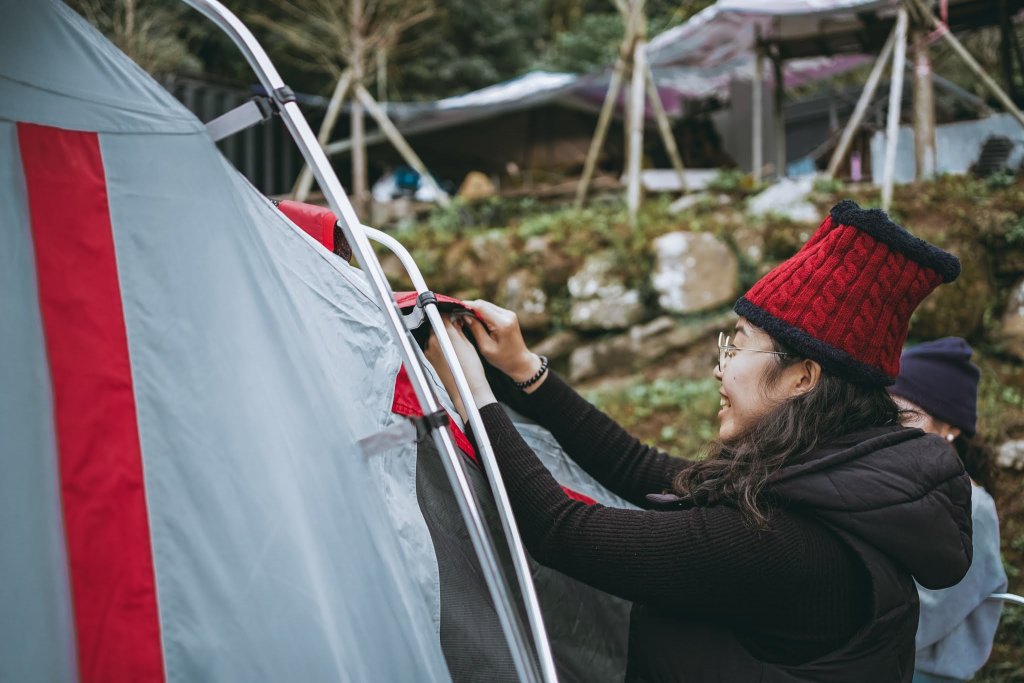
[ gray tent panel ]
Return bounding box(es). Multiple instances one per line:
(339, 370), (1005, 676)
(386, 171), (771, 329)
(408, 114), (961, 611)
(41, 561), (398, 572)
(0, 121), (79, 683)
(99, 131), (451, 680)
(0, 1), (200, 135)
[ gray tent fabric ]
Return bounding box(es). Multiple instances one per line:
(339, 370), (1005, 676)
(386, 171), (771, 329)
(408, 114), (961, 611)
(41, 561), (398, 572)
(2, 1), (450, 680)
(1, 1), (636, 680)
(0, 121), (80, 683)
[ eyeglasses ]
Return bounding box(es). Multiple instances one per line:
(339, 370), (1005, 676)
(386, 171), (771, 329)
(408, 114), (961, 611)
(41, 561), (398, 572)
(717, 332), (792, 370)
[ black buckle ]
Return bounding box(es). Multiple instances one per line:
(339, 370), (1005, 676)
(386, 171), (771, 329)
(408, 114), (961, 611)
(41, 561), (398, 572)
(272, 85), (296, 105)
(417, 290), (438, 308)
(413, 409), (449, 441)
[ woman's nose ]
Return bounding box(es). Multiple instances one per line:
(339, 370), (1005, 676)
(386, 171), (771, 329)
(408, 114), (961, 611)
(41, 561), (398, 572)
(713, 362), (723, 381)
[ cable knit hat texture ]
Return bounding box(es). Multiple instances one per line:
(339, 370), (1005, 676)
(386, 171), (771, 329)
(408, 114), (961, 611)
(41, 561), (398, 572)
(735, 200), (961, 386)
(889, 337), (980, 436)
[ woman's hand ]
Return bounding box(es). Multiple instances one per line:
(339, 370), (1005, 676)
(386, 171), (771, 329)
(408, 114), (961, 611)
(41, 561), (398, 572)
(424, 316), (496, 421)
(462, 300), (545, 387)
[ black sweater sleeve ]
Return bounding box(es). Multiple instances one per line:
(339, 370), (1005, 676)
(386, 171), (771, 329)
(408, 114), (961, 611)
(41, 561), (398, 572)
(502, 370), (688, 507)
(477, 402), (858, 625)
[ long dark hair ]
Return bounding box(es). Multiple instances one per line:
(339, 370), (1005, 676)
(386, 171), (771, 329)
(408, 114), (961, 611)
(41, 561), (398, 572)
(672, 337), (900, 528)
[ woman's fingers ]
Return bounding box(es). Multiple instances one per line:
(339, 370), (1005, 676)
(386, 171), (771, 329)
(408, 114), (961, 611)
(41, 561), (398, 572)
(463, 315), (499, 355)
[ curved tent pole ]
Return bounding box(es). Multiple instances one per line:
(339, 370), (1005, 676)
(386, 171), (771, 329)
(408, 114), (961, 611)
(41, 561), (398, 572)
(179, 2), (551, 681)
(364, 227), (560, 683)
(990, 592), (1024, 607)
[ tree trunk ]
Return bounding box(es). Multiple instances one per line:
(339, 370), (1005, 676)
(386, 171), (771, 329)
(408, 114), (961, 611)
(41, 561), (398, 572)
(351, 0), (369, 216)
(912, 28), (936, 181)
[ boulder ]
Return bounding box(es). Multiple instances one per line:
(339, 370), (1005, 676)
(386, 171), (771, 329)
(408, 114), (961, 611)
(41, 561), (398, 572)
(568, 251), (647, 331)
(732, 226), (766, 264)
(746, 175), (820, 223)
(996, 439), (1024, 470)
(442, 230), (514, 293)
(650, 232), (738, 314)
(534, 330), (581, 362)
(1000, 277), (1024, 360)
(568, 311), (736, 382)
(497, 269), (550, 332)
(457, 171), (496, 201)
(524, 234), (578, 287)
(568, 335), (633, 382)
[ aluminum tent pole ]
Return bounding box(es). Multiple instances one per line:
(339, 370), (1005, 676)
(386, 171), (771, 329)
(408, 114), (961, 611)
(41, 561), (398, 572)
(363, 226), (560, 683)
(179, 3), (548, 681)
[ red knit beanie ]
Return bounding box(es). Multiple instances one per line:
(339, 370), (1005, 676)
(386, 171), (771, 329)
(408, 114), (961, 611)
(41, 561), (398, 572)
(734, 200), (960, 386)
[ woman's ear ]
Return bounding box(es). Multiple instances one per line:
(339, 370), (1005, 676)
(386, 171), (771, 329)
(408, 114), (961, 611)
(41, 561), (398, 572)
(791, 359), (821, 396)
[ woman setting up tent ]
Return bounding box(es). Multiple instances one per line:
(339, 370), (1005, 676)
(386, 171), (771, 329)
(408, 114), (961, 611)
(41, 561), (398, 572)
(425, 200), (974, 682)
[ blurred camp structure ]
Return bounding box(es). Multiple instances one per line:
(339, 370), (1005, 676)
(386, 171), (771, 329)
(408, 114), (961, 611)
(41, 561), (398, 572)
(70, 0), (1024, 219)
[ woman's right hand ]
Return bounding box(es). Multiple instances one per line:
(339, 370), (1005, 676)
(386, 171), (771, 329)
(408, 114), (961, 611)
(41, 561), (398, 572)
(462, 300), (545, 386)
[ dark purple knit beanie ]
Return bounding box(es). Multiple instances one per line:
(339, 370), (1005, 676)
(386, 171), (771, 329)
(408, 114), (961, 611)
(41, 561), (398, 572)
(889, 337), (980, 436)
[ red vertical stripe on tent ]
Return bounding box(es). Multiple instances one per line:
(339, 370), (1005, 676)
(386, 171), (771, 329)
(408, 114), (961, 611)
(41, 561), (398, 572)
(17, 123), (165, 683)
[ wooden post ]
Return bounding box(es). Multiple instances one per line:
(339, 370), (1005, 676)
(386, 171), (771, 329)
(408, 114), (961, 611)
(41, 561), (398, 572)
(292, 69), (353, 201)
(644, 64), (686, 193)
(350, 0), (369, 216)
(882, 7), (909, 211)
(771, 46), (786, 179)
(911, 27), (936, 180)
(752, 47), (764, 184)
(575, 57), (627, 208)
(627, 39), (646, 227)
(908, 0), (1024, 129)
(826, 26), (897, 177)
(377, 48), (388, 107)
(354, 84), (450, 207)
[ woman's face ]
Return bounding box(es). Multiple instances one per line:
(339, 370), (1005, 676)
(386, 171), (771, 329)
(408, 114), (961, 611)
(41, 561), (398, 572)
(892, 395), (960, 444)
(713, 318), (801, 442)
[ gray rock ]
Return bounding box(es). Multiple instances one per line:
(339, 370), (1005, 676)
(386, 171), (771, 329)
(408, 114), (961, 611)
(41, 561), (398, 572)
(568, 335), (633, 382)
(668, 192), (730, 214)
(1000, 278), (1024, 360)
(568, 252), (647, 331)
(650, 232), (738, 314)
(568, 311), (736, 382)
(996, 440), (1024, 470)
(534, 330), (581, 362)
(732, 226), (765, 263)
(746, 176), (820, 223)
(498, 269), (550, 332)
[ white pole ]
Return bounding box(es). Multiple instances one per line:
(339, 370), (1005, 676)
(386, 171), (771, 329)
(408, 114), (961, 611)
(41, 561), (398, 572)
(882, 7), (909, 211)
(627, 39), (646, 226)
(826, 26), (897, 177)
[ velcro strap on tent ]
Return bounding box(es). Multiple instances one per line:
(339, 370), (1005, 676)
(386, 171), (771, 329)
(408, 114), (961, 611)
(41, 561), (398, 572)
(358, 409), (450, 457)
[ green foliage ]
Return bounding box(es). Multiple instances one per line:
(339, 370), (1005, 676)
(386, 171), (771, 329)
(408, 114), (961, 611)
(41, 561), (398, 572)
(66, 0), (204, 75)
(541, 13), (623, 73)
(706, 168), (760, 195)
(987, 170), (1017, 191)
(584, 377), (720, 456)
(392, 0), (546, 100)
(811, 175), (844, 195)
